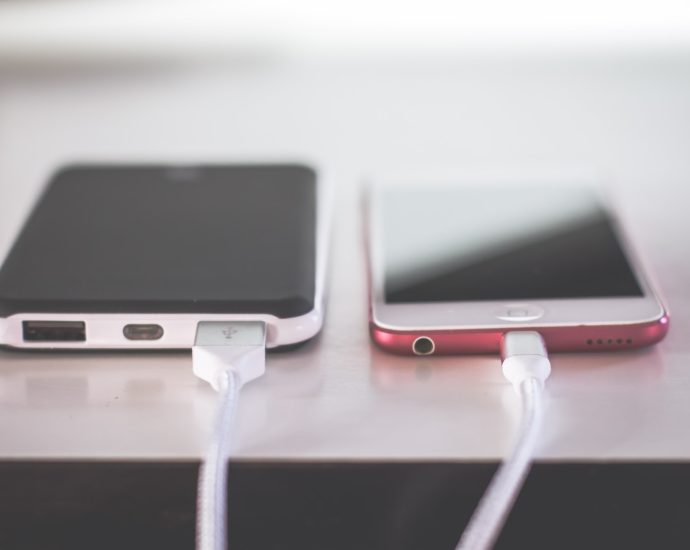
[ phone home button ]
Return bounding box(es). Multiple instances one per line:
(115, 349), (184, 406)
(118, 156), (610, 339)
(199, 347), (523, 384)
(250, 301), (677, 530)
(495, 304), (544, 322)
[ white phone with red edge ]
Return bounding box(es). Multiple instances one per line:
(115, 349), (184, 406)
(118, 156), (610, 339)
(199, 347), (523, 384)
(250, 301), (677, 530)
(367, 181), (668, 355)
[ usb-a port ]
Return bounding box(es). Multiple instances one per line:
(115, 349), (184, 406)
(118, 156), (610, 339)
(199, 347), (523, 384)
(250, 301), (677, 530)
(22, 321), (86, 342)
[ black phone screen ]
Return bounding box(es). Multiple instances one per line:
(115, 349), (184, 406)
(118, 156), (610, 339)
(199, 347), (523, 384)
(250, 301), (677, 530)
(0, 165), (316, 318)
(381, 186), (643, 304)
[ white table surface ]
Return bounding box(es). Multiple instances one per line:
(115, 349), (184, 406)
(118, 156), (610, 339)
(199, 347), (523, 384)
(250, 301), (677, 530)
(0, 53), (689, 460)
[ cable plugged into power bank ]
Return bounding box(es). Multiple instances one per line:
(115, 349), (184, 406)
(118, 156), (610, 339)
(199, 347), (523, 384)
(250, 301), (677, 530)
(456, 331), (551, 550)
(192, 321), (267, 550)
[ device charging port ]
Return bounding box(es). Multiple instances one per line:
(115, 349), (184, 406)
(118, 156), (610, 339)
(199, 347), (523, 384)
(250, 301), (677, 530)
(23, 321), (86, 342)
(123, 324), (164, 341)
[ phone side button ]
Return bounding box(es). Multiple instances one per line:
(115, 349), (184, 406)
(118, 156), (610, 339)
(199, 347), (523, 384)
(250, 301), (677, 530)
(495, 306), (544, 322)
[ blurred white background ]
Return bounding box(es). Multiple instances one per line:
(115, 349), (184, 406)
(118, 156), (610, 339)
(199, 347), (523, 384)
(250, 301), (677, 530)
(1, 0), (690, 64)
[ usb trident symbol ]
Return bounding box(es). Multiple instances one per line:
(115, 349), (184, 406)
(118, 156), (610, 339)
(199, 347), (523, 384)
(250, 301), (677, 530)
(222, 327), (239, 340)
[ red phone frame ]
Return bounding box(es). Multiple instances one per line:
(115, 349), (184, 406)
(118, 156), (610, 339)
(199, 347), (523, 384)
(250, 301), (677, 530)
(370, 314), (669, 355)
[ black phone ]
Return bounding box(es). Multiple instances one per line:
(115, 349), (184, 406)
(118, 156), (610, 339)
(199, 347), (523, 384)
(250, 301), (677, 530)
(0, 164), (328, 349)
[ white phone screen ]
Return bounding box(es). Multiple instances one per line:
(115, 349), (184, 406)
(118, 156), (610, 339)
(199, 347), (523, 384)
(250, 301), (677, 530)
(381, 186), (642, 304)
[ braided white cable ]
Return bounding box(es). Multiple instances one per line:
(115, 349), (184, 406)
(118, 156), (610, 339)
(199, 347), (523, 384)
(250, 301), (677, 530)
(456, 331), (551, 550)
(456, 377), (544, 550)
(197, 370), (241, 550)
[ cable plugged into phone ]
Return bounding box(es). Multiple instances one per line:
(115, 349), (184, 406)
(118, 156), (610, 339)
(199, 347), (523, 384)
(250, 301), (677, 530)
(456, 331), (551, 550)
(192, 321), (267, 550)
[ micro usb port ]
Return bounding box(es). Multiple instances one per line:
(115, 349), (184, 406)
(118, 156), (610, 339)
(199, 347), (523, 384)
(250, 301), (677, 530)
(23, 321), (86, 342)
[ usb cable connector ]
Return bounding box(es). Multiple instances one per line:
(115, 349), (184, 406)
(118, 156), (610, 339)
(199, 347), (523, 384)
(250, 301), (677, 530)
(193, 321), (266, 390)
(500, 331), (552, 392)
(193, 321), (267, 550)
(456, 331), (551, 550)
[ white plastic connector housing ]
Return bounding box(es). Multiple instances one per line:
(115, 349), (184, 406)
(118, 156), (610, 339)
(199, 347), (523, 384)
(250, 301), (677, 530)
(192, 321), (266, 391)
(193, 320), (268, 550)
(500, 331), (551, 391)
(456, 331), (552, 550)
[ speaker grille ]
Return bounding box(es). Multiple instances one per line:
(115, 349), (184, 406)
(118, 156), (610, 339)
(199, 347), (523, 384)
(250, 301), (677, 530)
(586, 337), (633, 346)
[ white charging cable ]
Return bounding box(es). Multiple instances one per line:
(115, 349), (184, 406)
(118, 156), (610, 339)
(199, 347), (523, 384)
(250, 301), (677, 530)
(456, 331), (551, 550)
(192, 321), (267, 550)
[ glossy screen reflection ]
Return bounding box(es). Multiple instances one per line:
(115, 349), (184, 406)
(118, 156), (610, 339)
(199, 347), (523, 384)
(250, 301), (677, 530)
(382, 186), (643, 304)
